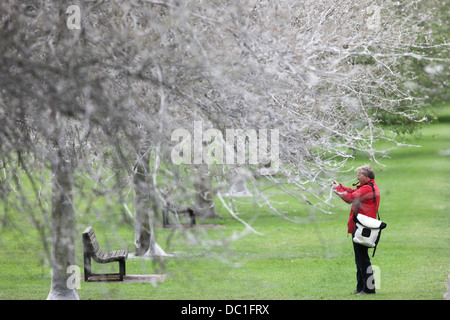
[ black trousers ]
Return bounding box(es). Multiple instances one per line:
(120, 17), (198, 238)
(353, 241), (376, 293)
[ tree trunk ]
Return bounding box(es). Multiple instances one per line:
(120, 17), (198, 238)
(227, 167), (252, 197)
(133, 152), (167, 256)
(46, 149), (79, 300)
(193, 164), (222, 219)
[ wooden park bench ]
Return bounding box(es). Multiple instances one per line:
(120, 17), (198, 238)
(82, 226), (128, 282)
(162, 206), (196, 228)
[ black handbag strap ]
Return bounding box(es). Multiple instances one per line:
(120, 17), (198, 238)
(367, 183), (380, 220)
(367, 182), (383, 257)
(354, 182), (380, 220)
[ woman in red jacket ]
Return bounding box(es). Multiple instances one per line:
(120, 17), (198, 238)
(331, 165), (379, 295)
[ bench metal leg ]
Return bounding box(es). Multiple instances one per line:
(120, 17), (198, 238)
(84, 253), (92, 282)
(188, 208), (196, 227)
(162, 208), (168, 228)
(119, 260), (126, 281)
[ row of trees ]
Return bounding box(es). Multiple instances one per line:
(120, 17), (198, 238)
(0, 0), (447, 299)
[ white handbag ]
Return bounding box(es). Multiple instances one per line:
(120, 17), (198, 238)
(353, 213), (386, 248)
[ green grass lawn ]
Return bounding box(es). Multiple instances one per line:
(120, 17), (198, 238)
(0, 104), (449, 300)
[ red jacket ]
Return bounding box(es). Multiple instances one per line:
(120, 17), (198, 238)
(334, 179), (380, 234)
